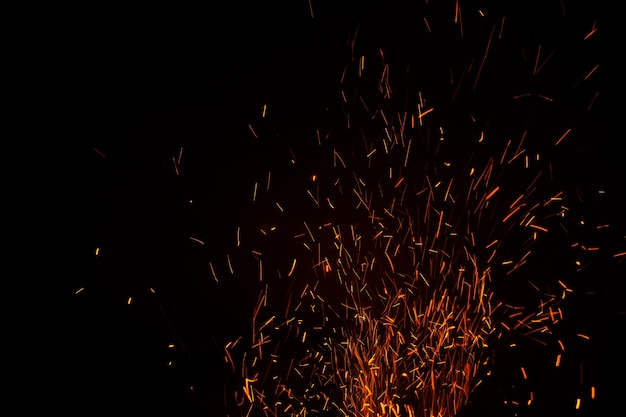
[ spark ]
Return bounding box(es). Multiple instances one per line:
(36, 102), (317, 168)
(554, 128), (573, 146)
(190, 236), (205, 245)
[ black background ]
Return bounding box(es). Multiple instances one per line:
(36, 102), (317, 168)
(37, 0), (624, 416)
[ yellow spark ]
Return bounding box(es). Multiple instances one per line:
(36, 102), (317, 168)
(288, 259), (297, 277)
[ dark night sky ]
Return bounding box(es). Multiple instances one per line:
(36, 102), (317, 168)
(46, 1), (625, 416)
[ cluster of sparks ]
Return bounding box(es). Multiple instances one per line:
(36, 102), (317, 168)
(83, 2), (620, 417)
(205, 4), (614, 417)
